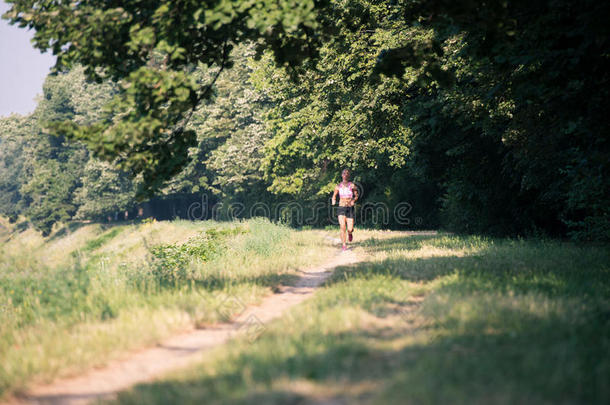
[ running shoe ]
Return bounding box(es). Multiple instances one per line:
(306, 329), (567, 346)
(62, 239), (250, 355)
(342, 245), (347, 251)
(348, 232), (353, 242)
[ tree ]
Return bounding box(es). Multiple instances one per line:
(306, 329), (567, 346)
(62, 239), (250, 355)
(198, 42), (274, 201)
(253, 0), (610, 238)
(384, 0), (610, 239)
(2, 0), (341, 198)
(16, 71), (90, 235)
(74, 159), (137, 221)
(249, 1), (441, 227)
(0, 114), (36, 221)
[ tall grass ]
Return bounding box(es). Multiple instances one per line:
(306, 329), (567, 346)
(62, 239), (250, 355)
(111, 231), (610, 405)
(0, 217), (335, 399)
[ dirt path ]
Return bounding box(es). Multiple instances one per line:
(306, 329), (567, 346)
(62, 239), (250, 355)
(8, 246), (362, 405)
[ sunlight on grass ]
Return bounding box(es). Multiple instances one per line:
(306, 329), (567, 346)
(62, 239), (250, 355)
(0, 217), (335, 399)
(110, 230), (610, 405)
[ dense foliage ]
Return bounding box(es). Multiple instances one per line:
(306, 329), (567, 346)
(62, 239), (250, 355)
(3, 0), (338, 197)
(251, 0), (610, 238)
(1, 0), (608, 240)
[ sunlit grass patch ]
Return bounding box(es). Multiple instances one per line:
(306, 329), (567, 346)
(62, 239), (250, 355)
(110, 231), (610, 405)
(0, 217), (335, 399)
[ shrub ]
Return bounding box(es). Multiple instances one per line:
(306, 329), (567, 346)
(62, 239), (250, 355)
(149, 226), (245, 286)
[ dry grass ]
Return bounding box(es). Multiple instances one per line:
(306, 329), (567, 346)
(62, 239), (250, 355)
(0, 217), (335, 399)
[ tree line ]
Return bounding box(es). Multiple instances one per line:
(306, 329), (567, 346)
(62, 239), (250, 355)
(1, 0), (608, 240)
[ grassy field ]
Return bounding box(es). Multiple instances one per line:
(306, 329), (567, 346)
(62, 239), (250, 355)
(0, 217), (335, 399)
(110, 231), (610, 405)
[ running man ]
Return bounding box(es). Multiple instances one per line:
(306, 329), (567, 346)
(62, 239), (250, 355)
(331, 169), (359, 251)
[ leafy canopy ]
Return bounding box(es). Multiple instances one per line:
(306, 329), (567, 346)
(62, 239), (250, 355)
(2, 0), (338, 198)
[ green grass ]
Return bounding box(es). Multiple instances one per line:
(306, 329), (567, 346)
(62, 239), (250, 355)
(80, 226), (124, 252)
(110, 231), (610, 405)
(0, 217), (335, 399)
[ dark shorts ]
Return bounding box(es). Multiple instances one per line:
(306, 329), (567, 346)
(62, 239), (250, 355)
(337, 206), (355, 219)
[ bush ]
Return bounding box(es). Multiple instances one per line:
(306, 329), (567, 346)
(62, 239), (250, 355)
(148, 226), (245, 286)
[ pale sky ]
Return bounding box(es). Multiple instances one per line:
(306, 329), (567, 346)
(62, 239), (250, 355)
(0, 0), (56, 117)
